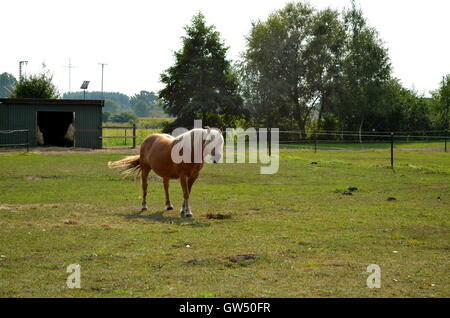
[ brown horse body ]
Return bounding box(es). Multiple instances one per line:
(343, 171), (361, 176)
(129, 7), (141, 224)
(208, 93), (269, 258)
(109, 128), (223, 217)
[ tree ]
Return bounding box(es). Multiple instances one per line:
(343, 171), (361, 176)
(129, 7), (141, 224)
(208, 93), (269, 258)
(102, 111), (111, 123)
(239, 2), (316, 132)
(340, 0), (391, 140)
(430, 74), (450, 130)
(239, 1), (396, 138)
(104, 99), (121, 113)
(9, 72), (59, 99)
(63, 91), (131, 109)
(130, 90), (156, 108)
(133, 100), (150, 117)
(239, 2), (346, 135)
(305, 8), (347, 131)
(0, 72), (17, 97)
(159, 13), (245, 132)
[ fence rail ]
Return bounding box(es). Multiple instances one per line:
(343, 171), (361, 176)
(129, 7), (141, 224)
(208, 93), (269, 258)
(99, 124), (137, 148)
(273, 129), (448, 169)
(0, 129), (30, 151)
(1, 127), (448, 162)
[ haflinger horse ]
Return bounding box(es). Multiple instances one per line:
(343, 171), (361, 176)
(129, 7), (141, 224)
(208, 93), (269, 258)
(108, 127), (224, 218)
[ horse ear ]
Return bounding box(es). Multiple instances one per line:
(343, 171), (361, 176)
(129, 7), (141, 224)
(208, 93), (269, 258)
(219, 127), (224, 133)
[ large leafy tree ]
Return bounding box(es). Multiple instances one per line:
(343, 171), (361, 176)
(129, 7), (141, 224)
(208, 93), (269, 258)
(239, 1), (393, 137)
(305, 8), (347, 131)
(9, 72), (59, 99)
(239, 2), (346, 135)
(239, 2), (316, 133)
(159, 13), (244, 131)
(340, 0), (391, 138)
(430, 74), (450, 130)
(0, 72), (17, 97)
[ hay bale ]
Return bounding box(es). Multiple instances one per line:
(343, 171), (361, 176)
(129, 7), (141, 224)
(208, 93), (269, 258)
(36, 125), (44, 145)
(64, 123), (75, 142)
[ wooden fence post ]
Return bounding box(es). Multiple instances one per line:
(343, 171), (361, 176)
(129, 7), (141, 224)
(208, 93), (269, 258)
(390, 132), (394, 170)
(132, 124), (136, 148)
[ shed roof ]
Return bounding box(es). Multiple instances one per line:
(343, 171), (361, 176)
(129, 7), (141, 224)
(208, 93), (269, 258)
(0, 98), (104, 107)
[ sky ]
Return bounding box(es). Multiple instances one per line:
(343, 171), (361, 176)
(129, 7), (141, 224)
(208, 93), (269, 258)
(1, 0), (449, 97)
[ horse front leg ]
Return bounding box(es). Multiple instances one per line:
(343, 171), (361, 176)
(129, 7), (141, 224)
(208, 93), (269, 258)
(179, 175), (192, 218)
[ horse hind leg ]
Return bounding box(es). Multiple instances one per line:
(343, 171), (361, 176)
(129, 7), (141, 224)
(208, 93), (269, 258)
(163, 178), (173, 210)
(140, 165), (151, 212)
(179, 175), (192, 218)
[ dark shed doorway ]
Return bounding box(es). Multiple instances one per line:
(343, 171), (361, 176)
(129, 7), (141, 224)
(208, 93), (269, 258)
(37, 111), (75, 147)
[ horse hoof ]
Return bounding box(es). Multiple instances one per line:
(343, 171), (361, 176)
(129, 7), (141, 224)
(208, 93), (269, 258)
(180, 211), (193, 218)
(167, 205), (174, 210)
(141, 207), (148, 212)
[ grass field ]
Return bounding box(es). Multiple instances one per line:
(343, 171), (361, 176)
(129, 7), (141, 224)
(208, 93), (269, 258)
(0, 148), (448, 297)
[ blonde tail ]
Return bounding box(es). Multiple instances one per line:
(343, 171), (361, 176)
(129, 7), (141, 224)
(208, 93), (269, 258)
(108, 155), (142, 177)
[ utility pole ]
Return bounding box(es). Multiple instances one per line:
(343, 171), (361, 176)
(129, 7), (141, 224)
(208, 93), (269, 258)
(99, 63), (107, 99)
(19, 61), (28, 80)
(64, 58), (76, 93)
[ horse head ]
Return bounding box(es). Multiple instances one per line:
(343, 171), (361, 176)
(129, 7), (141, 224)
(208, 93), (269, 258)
(203, 127), (224, 164)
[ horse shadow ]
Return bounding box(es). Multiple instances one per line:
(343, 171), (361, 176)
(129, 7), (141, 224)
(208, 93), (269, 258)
(124, 210), (210, 227)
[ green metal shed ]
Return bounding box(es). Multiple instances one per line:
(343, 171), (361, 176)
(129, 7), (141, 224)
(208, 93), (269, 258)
(0, 98), (104, 149)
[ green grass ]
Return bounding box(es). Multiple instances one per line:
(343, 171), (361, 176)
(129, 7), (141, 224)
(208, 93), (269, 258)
(0, 148), (448, 297)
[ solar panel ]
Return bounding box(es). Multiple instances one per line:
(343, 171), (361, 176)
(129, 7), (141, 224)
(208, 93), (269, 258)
(80, 81), (90, 89)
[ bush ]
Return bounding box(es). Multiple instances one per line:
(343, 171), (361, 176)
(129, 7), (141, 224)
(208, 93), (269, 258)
(102, 111), (111, 123)
(110, 112), (138, 123)
(10, 72), (59, 99)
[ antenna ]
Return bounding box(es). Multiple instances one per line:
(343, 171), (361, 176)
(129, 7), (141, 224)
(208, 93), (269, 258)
(98, 62), (108, 99)
(19, 61), (28, 80)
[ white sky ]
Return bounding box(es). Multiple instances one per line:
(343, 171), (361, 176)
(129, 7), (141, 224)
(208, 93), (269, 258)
(1, 0), (449, 97)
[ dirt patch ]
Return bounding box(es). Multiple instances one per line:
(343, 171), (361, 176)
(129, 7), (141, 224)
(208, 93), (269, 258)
(0, 204), (13, 211)
(184, 254), (263, 268)
(23, 175), (62, 181)
(229, 254), (261, 263)
(206, 213), (232, 220)
(63, 219), (78, 225)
